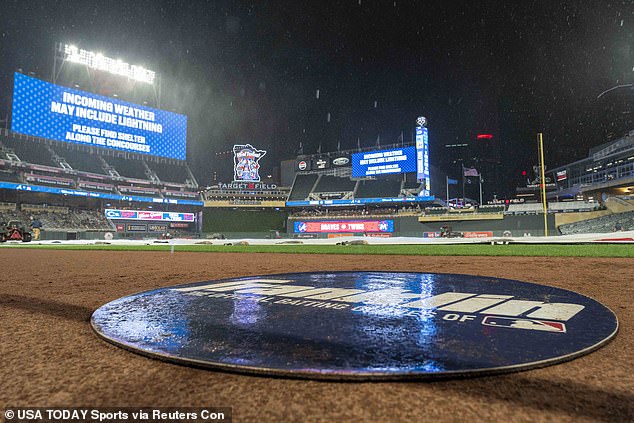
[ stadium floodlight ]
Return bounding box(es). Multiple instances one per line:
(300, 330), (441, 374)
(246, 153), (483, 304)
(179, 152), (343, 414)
(63, 44), (155, 84)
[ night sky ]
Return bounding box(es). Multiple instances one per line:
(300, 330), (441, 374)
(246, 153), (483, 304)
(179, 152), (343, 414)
(1, 1), (633, 196)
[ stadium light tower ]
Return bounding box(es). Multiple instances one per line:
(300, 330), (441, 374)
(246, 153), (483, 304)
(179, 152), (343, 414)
(52, 42), (161, 107)
(60, 44), (155, 84)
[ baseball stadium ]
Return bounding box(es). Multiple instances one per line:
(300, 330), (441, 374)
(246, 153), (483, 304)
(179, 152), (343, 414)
(2, 3), (634, 423)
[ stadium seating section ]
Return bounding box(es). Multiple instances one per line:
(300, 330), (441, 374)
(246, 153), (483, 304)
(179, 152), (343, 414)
(2, 137), (56, 166)
(0, 133), (200, 200)
(312, 175), (356, 193)
(355, 177), (402, 198)
(149, 161), (191, 184)
(402, 173), (422, 190)
(558, 210), (634, 234)
(56, 147), (108, 175)
(0, 169), (21, 183)
(0, 204), (112, 232)
(288, 174), (319, 200)
(0, 201), (16, 212)
(103, 156), (151, 180)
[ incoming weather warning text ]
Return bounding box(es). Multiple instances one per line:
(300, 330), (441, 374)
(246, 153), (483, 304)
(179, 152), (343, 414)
(11, 73), (187, 160)
(351, 146), (417, 177)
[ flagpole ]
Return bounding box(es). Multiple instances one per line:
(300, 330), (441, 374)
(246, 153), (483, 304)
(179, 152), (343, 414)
(461, 164), (465, 206)
(479, 175), (483, 206)
(446, 176), (449, 205)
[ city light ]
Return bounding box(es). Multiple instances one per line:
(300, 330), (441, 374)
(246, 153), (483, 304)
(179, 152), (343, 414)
(63, 44), (155, 84)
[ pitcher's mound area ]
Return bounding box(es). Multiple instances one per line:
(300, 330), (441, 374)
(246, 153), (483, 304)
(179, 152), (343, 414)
(92, 271), (617, 380)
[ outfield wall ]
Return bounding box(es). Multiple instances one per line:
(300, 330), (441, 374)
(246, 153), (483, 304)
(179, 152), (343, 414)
(203, 208), (287, 236)
(288, 214), (558, 238)
(37, 230), (110, 241)
(201, 208), (559, 238)
(406, 214), (558, 237)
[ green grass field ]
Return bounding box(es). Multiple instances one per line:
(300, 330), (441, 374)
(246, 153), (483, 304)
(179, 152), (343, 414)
(3, 243), (633, 257)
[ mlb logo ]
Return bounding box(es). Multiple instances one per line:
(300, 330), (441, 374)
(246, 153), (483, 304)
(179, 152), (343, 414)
(297, 222), (307, 233)
(482, 316), (566, 333)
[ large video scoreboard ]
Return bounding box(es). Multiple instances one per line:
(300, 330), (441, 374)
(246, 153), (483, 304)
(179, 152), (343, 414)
(351, 146), (417, 177)
(11, 73), (187, 160)
(350, 126), (430, 196)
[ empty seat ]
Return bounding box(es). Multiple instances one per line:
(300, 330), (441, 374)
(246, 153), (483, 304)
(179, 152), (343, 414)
(104, 156), (149, 180)
(2, 138), (56, 166)
(289, 174), (319, 200)
(403, 173), (422, 189)
(149, 162), (190, 184)
(355, 177), (401, 198)
(56, 147), (108, 175)
(313, 175), (356, 193)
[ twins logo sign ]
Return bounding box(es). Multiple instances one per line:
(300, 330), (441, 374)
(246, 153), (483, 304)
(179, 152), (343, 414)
(233, 144), (267, 182)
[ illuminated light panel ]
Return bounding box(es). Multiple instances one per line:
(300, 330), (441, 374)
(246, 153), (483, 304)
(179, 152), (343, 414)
(477, 134), (493, 140)
(11, 73), (187, 160)
(352, 146), (417, 177)
(233, 144), (267, 182)
(415, 125), (430, 195)
(63, 44), (155, 84)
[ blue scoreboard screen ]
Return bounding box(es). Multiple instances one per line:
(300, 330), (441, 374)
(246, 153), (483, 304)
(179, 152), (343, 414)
(11, 72), (187, 160)
(351, 146), (417, 177)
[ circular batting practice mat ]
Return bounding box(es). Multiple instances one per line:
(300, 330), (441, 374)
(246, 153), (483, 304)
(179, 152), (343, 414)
(91, 272), (618, 380)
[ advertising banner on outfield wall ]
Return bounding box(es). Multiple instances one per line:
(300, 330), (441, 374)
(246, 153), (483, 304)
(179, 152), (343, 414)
(126, 224), (147, 232)
(148, 224), (168, 232)
(365, 233), (392, 238)
(327, 233), (354, 239)
(169, 222), (191, 228)
(294, 220), (394, 233)
(104, 209), (195, 222)
(463, 231), (493, 238)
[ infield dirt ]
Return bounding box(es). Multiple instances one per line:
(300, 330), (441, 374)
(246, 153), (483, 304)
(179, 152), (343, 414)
(1, 249), (632, 422)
